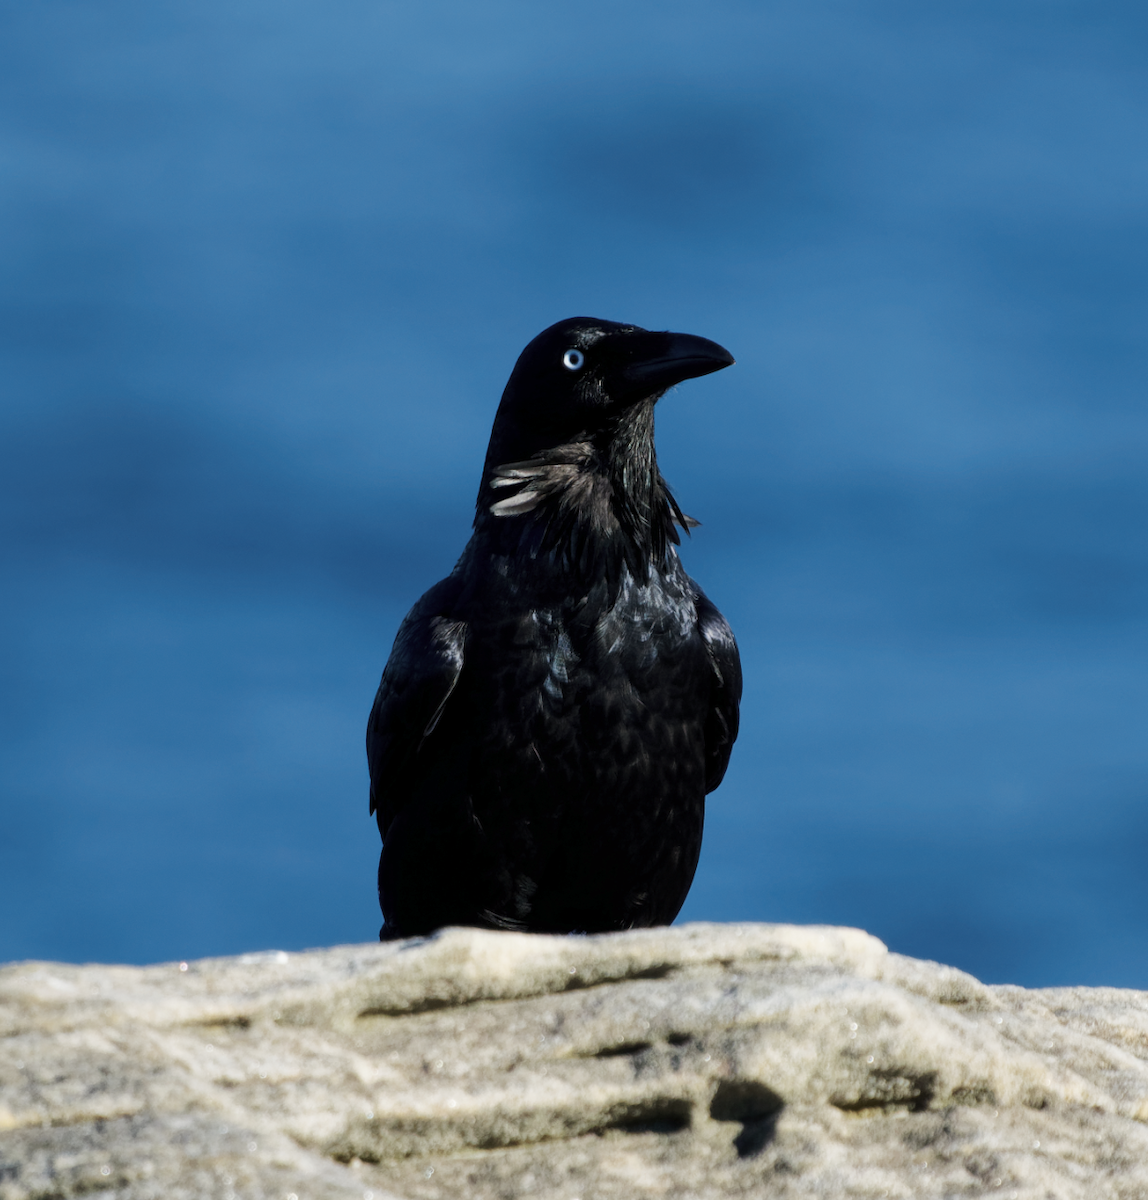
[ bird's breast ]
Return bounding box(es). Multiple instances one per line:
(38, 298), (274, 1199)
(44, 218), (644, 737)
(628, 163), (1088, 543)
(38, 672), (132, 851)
(458, 556), (707, 788)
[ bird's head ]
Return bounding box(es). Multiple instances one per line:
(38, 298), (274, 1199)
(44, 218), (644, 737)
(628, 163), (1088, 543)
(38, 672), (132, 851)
(483, 317), (734, 467)
(475, 317), (733, 579)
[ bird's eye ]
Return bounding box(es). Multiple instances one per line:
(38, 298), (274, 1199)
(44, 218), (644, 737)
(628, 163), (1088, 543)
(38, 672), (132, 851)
(562, 349), (584, 372)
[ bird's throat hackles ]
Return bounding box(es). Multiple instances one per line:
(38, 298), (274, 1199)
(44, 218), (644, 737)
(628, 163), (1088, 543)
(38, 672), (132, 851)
(484, 400), (696, 587)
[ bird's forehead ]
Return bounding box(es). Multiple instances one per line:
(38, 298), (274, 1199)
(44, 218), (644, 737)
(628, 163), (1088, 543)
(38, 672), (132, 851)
(540, 317), (645, 349)
(574, 327), (610, 348)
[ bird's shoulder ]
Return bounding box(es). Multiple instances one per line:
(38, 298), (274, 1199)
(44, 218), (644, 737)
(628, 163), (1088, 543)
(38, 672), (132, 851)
(367, 573), (468, 833)
(691, 581), (740, 678)
(687, 577), (742, 792)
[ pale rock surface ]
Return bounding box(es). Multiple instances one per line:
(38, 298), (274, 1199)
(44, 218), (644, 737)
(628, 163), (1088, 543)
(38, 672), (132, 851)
(2, 923), (1148, 1199)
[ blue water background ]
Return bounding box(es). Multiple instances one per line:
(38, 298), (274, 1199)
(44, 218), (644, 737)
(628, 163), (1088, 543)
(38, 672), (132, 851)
(2, 2), (1146, 984)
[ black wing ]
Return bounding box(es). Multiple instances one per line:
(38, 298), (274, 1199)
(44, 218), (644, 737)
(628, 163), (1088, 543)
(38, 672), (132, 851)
(366, 575), (467, 839)
(693, 584), (742, 793)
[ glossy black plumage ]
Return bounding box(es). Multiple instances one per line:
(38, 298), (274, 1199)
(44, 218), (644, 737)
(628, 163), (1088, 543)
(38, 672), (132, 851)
(367, 317), (741, 939)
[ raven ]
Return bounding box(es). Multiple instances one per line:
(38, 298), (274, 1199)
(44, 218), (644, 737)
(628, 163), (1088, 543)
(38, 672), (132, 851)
(367, 317), (741, 939)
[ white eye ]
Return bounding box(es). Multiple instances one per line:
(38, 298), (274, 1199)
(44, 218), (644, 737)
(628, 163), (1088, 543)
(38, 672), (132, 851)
(562, 348), (584, 371)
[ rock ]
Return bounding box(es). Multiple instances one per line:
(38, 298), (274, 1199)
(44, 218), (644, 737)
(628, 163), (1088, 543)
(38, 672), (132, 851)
(2, 922), (1147, 1198)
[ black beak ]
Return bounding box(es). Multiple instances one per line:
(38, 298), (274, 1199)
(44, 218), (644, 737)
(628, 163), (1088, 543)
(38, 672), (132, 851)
(616, 330), (735, 398)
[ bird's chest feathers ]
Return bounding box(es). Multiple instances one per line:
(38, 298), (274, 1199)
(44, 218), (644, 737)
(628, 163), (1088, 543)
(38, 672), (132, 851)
(474, 562), (696, 720)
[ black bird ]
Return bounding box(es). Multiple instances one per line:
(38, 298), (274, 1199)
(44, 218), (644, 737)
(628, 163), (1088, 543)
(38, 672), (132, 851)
(367, 317), (741, 940)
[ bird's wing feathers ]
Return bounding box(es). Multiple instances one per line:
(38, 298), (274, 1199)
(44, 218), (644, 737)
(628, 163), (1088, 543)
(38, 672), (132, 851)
(367, 576), (467, 838)
(693, 584), (742, 793)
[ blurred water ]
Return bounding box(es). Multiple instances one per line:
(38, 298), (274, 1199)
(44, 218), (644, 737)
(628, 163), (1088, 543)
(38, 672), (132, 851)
(1, 1), (1145, 983)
